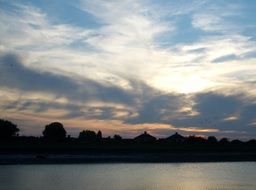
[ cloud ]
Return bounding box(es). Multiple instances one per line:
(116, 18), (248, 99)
(1, 53), (256, 138)
(0, 53), (134, 104)
(1, 1), (255, 96)
(0, 53), (184, 123)
(212, 54), (239, 63)
(0, 3), (92, 50)
(0, 1), (256, 138)
(191, 1), (243, 33)
(123, 88), (256, 138)
(125, 94), (186, 124)
(172, 92), (256, 138)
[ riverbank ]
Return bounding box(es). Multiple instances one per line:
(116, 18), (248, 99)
(1, 152), (256, 164)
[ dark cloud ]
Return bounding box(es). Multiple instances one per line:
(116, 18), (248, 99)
(241, 104), (256, 124)
(3, 98), (132, 121)
(212, 54), (239, 63)
(194, 93), (241, 117)
(1, 53), (182, 122)
(0, 53), (134, 104)
(172, 93), (241, 127)
(242, 51), (256, 59)
(172, 92), (256, 137)
(125, 94), (185, 124)
(3, 99), (78, 114)
(124, 89), (256, 137)
(186, 47), (207, 53)
(212, 51), (256, 63)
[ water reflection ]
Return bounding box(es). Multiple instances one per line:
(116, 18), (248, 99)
(0, 162), (255, 190)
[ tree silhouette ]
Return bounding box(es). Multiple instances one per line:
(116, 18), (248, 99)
(231, 139), (242, 144)
(0, 119), (19, 139)
(186, 135), (206, 144)
(113, 134), (122, 141)
(79, 130), (97, 141)
(219, 138), (229, 144)
(207, 136), (218, 143)
(97, 130), (102, 141)
(42, 122), (66, 140)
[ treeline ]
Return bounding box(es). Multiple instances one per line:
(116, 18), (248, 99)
(1, 119), (256, 146)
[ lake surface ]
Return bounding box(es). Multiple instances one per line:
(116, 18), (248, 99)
(0, 162), (255, 190)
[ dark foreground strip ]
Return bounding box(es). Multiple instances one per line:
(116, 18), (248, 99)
(1, 153), (256, 164)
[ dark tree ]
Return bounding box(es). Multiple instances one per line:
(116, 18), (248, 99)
(231, 139), (243, 144)
(0, 119), (19, 139)
(207, 136), (218, 143)
(79, 130), (97, 141)
(113, 134), (122, 141)
(219, 138), (229, 144)
(247, 139), (256, 145)
(97, 130), (102, 141)
(186, 135), (206, 144)
(42, 122), (66, 140)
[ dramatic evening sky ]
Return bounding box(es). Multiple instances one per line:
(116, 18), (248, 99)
(0, 0), (256, 139)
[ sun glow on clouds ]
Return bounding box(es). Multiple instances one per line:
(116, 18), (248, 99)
(0, 0), (256, 138)
(152, 71), (213, 94)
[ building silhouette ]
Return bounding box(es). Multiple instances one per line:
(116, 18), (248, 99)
(166, 132), (185, 143)
(134, 131), (157, 142)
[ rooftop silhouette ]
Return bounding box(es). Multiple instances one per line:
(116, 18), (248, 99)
(134, 131), (157, 142)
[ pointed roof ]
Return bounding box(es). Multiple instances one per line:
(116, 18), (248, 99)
(134, 131), (156, 142)
(166, 132), (185, 140)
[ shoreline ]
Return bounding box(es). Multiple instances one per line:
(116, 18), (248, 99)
(1, 152), (256, 164)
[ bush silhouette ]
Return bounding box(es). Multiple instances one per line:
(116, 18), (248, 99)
(42, 122), (66, 140)
(0, 119), (19, 138)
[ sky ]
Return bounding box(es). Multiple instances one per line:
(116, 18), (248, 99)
(0, 0), (256, 139)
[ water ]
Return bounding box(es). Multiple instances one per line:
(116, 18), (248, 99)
(0, 162), (255, 190)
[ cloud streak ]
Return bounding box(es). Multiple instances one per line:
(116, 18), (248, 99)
(0, 53), (135, 105)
